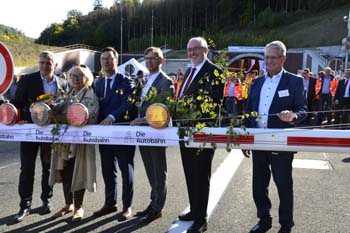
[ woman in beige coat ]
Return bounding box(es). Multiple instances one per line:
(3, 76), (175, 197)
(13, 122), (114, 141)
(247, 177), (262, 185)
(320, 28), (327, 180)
(49, 65), (99, 221)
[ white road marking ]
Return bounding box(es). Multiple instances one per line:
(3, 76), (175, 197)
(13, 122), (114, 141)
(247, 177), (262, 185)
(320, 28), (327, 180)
(167, 149), (245, 233)
(0, 162), (19, 170)
(292, 159), (331, 170)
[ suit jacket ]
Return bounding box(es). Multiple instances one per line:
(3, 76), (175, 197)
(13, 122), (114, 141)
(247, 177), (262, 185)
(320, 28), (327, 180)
(14, 71), (69, 122)
(180, 60), (223, 103)
(94, 73), (132, 123)
(178, 59), (224, 125)
(335, 79), (349, 103)
(245, 71), (307, 129)
(139, 71), (174, 118)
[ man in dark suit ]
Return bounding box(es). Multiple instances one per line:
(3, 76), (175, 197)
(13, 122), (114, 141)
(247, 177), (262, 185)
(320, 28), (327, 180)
(244, 41), (307, 233)
(93, 47), (135, 220)
(301, 68), (316, 125)
(131, 47), (174, 223)
(176, 37), (224, 233)
(13, 51), (69, 222)
(334, 69), (350, 127)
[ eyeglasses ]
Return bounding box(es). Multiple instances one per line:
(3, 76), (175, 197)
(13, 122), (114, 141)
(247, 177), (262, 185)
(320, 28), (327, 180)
(264, 56), (282, 61)
(69, 73), (83, 80)
(187, 46), (203, 52)
(100, 57), (115, 62)
(144, 56), (159, 61)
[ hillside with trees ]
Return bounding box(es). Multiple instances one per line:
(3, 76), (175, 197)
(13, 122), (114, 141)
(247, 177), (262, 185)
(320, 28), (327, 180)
(0, 24), (33, 42)
(36, 0), (349, 52)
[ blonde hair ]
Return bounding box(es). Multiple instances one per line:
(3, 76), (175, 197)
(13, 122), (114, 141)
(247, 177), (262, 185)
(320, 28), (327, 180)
(68, 65), (94, 87)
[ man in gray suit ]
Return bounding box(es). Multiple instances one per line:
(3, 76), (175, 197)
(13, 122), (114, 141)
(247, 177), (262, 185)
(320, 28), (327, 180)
(130, 47), (174, 224)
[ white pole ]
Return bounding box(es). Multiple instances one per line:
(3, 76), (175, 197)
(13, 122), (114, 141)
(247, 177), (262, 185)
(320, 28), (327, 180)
(120, 4), (123, 64)
(345, 10), (350, 72)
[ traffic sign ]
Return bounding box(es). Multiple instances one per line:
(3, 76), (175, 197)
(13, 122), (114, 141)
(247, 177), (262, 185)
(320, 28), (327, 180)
(0, 42), (14, 95)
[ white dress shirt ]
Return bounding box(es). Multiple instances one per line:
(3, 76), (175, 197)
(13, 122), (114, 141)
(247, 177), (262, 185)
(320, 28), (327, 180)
(257, 69), (284, 128)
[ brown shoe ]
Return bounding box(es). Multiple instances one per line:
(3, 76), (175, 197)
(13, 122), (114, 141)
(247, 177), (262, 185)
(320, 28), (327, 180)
(93, 205), (117, 218)
(120, 207), (132, 221)
(72, 208), (84, 222)
(52, 204), (74, 218)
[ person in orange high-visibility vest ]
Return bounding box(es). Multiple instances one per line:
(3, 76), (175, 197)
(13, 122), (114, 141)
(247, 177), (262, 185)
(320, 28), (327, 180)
(316, 68), (335, 125)
(330, 79), (338, 96)
(224, 74), (241, 116)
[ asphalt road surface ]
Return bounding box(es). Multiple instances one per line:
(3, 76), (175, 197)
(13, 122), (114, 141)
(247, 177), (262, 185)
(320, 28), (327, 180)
(0, 141), (349, 233)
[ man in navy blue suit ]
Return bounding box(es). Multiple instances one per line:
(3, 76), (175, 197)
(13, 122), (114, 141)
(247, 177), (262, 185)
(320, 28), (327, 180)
(93, 47), (135, 220)
(244, 41), (307, 233)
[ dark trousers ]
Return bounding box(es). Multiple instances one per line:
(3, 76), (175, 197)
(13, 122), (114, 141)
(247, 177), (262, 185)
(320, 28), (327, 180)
(18, 142), (53, 209)
(317, 93), (333, 125)
(60, 157), (85, 209)
(335, 98), (350, 128)
(180, 141), (214, 222)
(140, 146), (167, 212)
(252, 150), (294, 227)
(99, 145), (135, 208)
(224, 97), (238, 116)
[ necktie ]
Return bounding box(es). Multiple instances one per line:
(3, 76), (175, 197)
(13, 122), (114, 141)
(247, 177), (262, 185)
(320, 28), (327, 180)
(181, 68), (196, 96)
(105, 78), (112, 97)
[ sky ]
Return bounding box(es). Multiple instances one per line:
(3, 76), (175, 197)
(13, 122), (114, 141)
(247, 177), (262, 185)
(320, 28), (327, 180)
(0, 0), (116, 39)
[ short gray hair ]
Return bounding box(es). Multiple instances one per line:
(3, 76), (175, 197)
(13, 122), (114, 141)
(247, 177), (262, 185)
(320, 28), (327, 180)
(39, 51), (56, 63)
(188, 37), (208, 49)
(265, 40), (287, 56)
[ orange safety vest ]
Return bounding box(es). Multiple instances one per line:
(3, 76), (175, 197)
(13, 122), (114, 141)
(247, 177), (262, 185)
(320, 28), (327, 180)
(224, 81), (242, 100)
(330, 79), (338, 96)
(234, 82), (243, 100)
(314, 79), (322, 100)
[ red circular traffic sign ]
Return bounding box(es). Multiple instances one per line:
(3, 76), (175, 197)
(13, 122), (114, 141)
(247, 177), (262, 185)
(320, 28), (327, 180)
(0, 42), (14, 95)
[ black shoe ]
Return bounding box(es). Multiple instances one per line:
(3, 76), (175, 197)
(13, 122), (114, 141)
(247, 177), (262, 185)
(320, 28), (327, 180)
(187, 220), (208, 233)
(13, 208), (31, 223)
(93, 205), (117, 218)
(140, 209), (162, 224)
(250, 221), (272, 233)
(41, 202), (53, 214)
(135, 204), (152, 217)
(120, 207), (132, 221)
(278, 226), (291, 233)
(178, 211), (194, 221)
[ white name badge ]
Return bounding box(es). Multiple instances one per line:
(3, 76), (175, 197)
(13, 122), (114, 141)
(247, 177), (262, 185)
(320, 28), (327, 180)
(278, 89), (289, 97)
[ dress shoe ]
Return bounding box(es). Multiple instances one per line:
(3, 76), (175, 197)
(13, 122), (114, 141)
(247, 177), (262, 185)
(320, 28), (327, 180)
(53, 204), (74, 218)
(278, 226), (291, 233)
(13, 208), (31, 223)
(135, 205), (152, 217)
(120, 207), (132, 221)
(249, 221), (272, 233)
(178, 211), (194, 221)
(72, 208), (84, 222)
(187, 220), (208, 233)
(41, 202), (53, 214)
(93, 205), (117, 217)
(140, 209), (162, 224)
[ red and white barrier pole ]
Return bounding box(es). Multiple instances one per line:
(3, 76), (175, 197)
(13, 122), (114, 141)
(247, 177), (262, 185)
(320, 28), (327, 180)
(190, 127), (350, 153)
(0, 124), (349, 153)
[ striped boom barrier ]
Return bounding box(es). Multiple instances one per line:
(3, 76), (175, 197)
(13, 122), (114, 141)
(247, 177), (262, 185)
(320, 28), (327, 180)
(0, 124), (349, 153)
